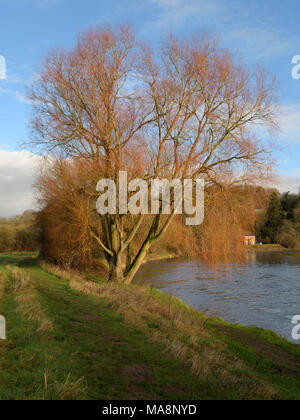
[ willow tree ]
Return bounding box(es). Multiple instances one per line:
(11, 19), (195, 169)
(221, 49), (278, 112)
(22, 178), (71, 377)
(29, 25), (278, 283)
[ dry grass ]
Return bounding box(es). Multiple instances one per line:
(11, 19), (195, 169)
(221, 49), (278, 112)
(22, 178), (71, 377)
(0, 272), (7, 342)
(42, 372), (85, 400)
(53, 374), (85, 400)
(9, 266), (54, 333)
(42, 263), (279, 400)
(0, 272), (6, 301)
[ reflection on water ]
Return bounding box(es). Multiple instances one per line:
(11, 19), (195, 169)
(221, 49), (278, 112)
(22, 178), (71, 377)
(134, 252), (300, 343)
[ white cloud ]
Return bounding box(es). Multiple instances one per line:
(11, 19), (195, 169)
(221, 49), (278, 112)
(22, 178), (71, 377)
(0, 150), (41, 217)
(274, 169), (300, 194)
(149, 0), (220, 28)
(280, 105), (300, 143)
(147, 0), (297, 60)
(0, 85), (31, 104)
(227, 26), (296, 59)
(15, 92), (32, 104)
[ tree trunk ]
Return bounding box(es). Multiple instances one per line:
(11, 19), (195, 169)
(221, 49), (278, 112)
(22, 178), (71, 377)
(107, 220), (124, 282)
(123, 243), (150, 284)
(108, 253), (124, 282)
(123, 214), (161, 284)
(106, 214), (163, 284)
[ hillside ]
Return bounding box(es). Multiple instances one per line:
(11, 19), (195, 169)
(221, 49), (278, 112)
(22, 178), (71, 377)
(0, 254), (299, 400)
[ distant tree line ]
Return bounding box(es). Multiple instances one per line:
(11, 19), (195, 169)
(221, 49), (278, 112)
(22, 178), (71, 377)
(256, 191), (300, 248)
(0, 211), (40, 253)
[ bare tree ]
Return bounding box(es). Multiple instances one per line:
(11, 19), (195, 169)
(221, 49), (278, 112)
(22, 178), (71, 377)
(30, 25), (278, 283)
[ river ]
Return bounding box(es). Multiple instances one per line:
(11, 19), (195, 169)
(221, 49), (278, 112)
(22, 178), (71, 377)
(134, 252), (300, 343)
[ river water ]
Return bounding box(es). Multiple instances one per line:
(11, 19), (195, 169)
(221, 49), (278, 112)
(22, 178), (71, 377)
(134, 252), (300, 343)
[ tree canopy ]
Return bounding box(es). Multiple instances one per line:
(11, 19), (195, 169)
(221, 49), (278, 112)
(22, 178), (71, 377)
(29, 25), (279, 282)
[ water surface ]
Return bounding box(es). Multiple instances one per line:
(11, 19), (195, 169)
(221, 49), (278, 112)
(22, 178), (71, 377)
(134, 252), (300, 343)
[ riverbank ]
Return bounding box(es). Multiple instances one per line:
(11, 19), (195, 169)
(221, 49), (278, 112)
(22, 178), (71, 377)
(249, 244), (300, 253)
(0, 253), (300, 400)
(146, 244), (300, 262)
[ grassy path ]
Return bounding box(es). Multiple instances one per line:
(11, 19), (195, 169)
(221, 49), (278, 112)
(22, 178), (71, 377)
(0, 255), (214, 400)
(0, 253), (300, 400)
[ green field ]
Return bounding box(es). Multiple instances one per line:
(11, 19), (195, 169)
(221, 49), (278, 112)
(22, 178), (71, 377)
(0, 253), (299, 400)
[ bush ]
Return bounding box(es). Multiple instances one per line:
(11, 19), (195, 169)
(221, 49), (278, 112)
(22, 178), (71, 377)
(0, 211), (40, 253)
(276, 220), (298, 249)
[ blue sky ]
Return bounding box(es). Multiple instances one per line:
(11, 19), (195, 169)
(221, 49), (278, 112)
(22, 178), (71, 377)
(1, 0), (300, 215)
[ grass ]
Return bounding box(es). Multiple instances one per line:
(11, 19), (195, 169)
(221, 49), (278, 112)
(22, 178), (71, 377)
(0, 253), (300, 400)
(250, 244), (300, 252)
